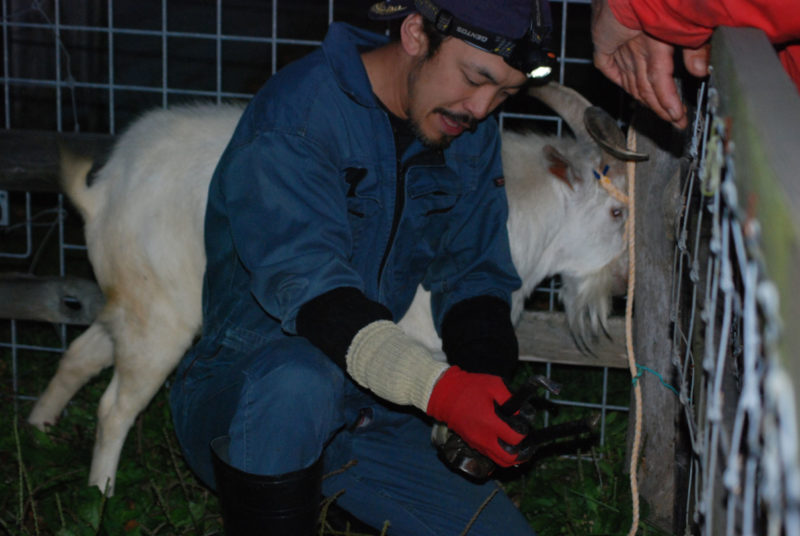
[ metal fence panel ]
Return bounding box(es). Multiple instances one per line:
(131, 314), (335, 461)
(671, 27), (800, 535)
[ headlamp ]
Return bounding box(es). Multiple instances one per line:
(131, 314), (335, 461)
(414, 0), (556, 79)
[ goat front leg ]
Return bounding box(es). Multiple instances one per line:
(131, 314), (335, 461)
(88, 323), (194, 495)
(29, 322), (114, 430)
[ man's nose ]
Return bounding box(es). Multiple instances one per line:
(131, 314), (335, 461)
(463, 88), (497, 120)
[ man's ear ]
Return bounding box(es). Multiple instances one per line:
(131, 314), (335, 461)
(400, 13), (428, 58)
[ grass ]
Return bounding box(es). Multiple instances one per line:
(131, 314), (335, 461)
(1, 329), (672, 536)
(2, 369), (221, 535)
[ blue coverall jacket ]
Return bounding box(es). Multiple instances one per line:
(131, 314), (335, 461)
(198, 22), (520, 343)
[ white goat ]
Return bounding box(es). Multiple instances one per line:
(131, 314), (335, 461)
(28, 82), (638, 495)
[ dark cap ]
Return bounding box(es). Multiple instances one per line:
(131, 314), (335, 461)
(369, 0), (532, 40)
(369, 0), (555, 79)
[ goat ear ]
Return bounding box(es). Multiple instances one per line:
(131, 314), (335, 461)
(544, 144), (576, 190)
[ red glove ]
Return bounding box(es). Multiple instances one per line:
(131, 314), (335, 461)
(426, 366), (526, 467)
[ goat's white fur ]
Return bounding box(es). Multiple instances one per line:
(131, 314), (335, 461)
(28, 101), (628, 495)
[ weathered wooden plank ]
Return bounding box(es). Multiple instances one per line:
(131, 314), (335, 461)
(516, 310), (627, 368)
(0, 273), (105, 325)
(0, 271), (625, 369)
(0, 129), (114, 192)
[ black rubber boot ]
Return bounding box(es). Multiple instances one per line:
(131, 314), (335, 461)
(210, 436), (322, 536)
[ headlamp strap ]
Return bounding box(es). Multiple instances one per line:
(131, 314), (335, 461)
(413, 0), (554, 78)
(414, 0), (518, 59)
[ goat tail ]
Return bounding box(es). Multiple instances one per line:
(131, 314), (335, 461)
(58, 144), (97, 221)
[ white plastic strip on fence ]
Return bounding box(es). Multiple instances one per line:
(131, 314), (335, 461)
(672, 80), (800, 535)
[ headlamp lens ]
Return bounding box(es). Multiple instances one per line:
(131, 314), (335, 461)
(527, 65), (552, 79)
(508, 42), (556, 79)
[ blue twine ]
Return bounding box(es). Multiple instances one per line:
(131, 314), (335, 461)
(592, 165), (610, 180)
(632, 364), (685, 400)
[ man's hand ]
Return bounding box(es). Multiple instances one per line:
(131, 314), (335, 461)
(591, 0), (709, 129)
(426, 366), (525, 467)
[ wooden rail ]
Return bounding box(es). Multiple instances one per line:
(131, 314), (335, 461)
(0, 129), (114, 192)
(0, 273), (104, 325)
(0, 269), (626, 367)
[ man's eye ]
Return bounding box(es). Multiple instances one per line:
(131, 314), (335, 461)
(464, 76), (480, 87)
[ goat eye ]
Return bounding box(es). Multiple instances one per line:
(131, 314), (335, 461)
(611, 207), (624, 219)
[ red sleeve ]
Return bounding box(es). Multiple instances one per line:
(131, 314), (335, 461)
(779, 45), (800, 93)
(609, 0), (800, 48)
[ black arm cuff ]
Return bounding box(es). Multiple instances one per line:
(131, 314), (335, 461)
(296, 287), (393, 369)
(441, 296), (519, 379)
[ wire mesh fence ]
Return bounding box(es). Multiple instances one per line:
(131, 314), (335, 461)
(1, 0), (630, 466)
(670, 76), (800, 535)
(4, 3), (800, 534)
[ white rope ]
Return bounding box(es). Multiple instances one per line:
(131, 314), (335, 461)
(623, 127), (642, 536)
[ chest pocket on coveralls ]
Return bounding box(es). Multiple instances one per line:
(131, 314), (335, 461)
(393, 169), (465, 283)
(406, 167), (464, 234)
(388, 167), (463, 285)
(343, 167), (380, 252)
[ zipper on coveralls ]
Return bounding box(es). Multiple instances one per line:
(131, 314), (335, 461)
(376, 157), (407, 288)
(376, 149), (444, 289)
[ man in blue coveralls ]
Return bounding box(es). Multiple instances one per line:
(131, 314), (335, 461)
(170, 0), (554, 534)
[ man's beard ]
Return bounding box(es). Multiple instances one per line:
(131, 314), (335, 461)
(405, 60), (477, 150)
(406, 107), (477, 150)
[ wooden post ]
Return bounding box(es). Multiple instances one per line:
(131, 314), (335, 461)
(628, 109), (687, 531)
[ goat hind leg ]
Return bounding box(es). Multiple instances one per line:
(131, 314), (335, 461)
(88, 329), (193, 495)
(28, 322), (114, 430)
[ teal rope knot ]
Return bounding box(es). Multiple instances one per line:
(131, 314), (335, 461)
(632, 364), (685, 400)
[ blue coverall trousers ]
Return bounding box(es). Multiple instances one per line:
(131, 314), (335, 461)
(170, 333), (536, 536)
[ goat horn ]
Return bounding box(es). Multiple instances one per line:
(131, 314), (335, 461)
(527, 81), (592, 142)
(583, 107), (649, 161)
(528, 81), (649, 162)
